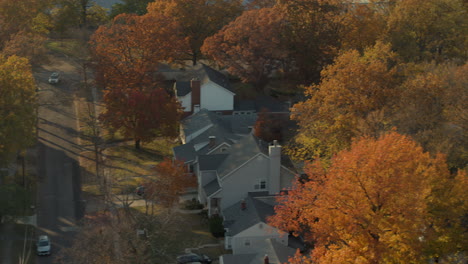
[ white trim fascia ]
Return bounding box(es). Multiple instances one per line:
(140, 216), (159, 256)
(207, 142), (232, 155)
(280, 165), (296, 175)
(220, 153), (270, 181)
(207, 188), (222, 198)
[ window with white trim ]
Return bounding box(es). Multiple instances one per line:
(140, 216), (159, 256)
(254, 179), (267, 190)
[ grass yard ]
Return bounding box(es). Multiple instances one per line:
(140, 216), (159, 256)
(46, 39), (86, 58)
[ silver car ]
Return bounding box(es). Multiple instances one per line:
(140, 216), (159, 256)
(48, 72), (60, 84)
(36, 235), (51, 256)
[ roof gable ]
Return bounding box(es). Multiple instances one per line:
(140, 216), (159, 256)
(223, 194), (277, 236)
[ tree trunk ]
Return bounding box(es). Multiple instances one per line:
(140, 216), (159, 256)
(192, 51), (197, 66)
(135, 139), (141, 149)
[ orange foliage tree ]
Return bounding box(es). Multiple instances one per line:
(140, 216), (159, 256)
(99, 87), (182, 149)
(202, 7), (291, 90)
(90, 13), (187, 148)
(291, 42), (399, 159)
(144, 158), (197, 208)
(90, 13), (188, 90)
(147, 0), (243, 66)
(269, 131), (467, 263)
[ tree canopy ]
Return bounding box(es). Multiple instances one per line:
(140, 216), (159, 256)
(90, 13), (186, 148)
(269, 131), (467, 263)
(0, 55), (36, 165)
(291, 42), (399, 158)
(202, 7), (290, 90)
(147, 0), (243, 65)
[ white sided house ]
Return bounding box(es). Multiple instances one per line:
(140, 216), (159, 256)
(222, 194), (289, 254)
(174, 64), (235, 114)
(194, 134), (296, 217)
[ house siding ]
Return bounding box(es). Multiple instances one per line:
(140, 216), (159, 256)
(201, 82), (234, 111)
(219, 155), (270, 211)
(178, 93), (192, 113)
(230, 222), (288, 254)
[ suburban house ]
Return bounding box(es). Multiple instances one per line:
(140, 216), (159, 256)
(193, 134), (296, 216)
(173, 108), (257, 165)
(220, 193), (305, 262)
(172, 63), (235, 114)
(222, 193), (288, 253)
(220, 238), (297, 264)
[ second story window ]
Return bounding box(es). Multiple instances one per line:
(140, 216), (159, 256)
(254, 179), (267, 190)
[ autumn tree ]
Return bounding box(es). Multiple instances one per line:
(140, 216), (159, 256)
(147, 0), (243, 65)
(99, 87), (183, 149)
(144, 158), (196, 209)
(277, 0), (345, 84)
(202, 7), (291, 90)
(245, 0), (277, 9)
(0, 55), (37, 166)
(291, 42), (399, 159)
(339, 1), (387, 52)
(91, 13), (186, 148)
(90, 13), (187, 90)
(110, 0), (153, 17)
(254, 109), (283, 142)
(386, 0), (467, 62)
(0, 0), (52, 62)
(392, 62), (468, 169)
(269, 132), (467, 263)
(1, 31), (48, 65)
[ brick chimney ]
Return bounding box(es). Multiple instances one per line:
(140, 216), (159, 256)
(264, 254), (269, 264)
(191, 78), (201, 113)
(241, 199), (246, 210)
(268, 140), (281, 194)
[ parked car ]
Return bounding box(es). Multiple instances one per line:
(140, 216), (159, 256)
(48, 72), (60, 84)
(135, 185), (145, 196)
(36, 235), (51, 256)
(176, 253), (212, 264)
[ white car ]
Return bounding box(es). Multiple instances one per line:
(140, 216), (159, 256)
(48, 72), (60, 84)
(36, 235), (51, 256)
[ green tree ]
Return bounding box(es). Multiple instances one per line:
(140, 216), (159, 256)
(0, 55), (36, 165)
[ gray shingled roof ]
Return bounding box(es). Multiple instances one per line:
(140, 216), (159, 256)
(216, 134), (269, 178)
(198, 154), (229, 171)
(173, 143), (196, 162)
(223, 194), (277, 236)
(173, 63), (234, 97)
(174, 81), (191, 96)
(174, 109), (257, 162)
(203, 177), (221, 197)
(221, 254), (256, 264)
(181, 109), (218, 138)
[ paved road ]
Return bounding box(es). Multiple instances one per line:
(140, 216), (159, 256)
(34, 54), (84, 264)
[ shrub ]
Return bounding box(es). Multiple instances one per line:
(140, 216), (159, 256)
(209, 215), (225, 237)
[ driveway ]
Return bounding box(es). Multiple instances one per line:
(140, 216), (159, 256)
(34, 53), (84, 264)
